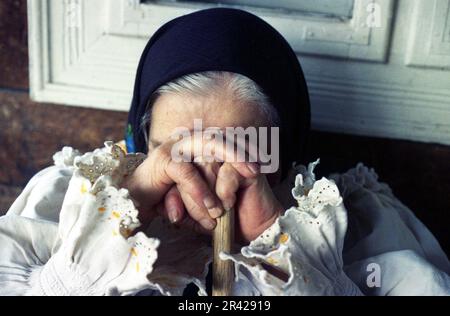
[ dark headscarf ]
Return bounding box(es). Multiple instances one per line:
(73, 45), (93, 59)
(126, 8), (310, 176)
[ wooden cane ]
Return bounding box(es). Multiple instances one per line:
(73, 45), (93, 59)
(212, 207), (235, 296)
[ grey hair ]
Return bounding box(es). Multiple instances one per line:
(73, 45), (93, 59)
(140, 71), (280, 145)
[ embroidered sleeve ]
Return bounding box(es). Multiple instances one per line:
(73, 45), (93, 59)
(0, 142), (211, 296)
(221, 160), (362, 296)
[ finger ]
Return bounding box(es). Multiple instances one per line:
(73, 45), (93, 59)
(165, 160), (224, 219)
(176, 184), (217, 231)
(163, 186), (185, 223)
(176, 134), (261, 179)
(215, 163), (243, 210)
(194, 160), (224, 218)
(193, 160), (219, 188)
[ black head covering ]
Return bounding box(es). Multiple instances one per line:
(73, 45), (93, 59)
(126, 8), (310, 176)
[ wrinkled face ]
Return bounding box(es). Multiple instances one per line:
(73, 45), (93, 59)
(148, 91), (270, 149)
(148, 90), (281, 183)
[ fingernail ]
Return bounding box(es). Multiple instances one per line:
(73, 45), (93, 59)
(167, 208), (179, 223)
(223, 202), (233, 211)
(208, 207), (223, 219)
(247, 163), (260, 174)
(200, 218), (216, 230)
(203, 196), (215, 209)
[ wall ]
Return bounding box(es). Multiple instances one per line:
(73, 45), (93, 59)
(0, 1), (127, 212)
(0, 0), (449, 255)
(27, 0), (450, 146)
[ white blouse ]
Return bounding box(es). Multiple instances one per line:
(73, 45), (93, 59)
(0, 142), (449, 296)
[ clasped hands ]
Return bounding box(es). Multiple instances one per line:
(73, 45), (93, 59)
(123, 132), (283, 244)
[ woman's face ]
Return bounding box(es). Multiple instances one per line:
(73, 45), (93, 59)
(148, 91), (271, 150)
(148, 91), (281, 184)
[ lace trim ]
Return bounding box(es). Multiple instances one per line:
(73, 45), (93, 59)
(291, 159), (343, 217)
(220, 160), (356, 295)
(73, 141), (145, 185)
(53, 147), (81, 168)
(49, 142), (210, 296)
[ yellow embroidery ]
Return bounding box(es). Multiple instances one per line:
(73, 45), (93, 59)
(98, 207), (106, 213)
(80, 183), (88, 194)
(279, 233), (289, 244)
(267, 257), (278, 265)
(116, 141), (127, 154)
(136, 262), (140, 272)
(112, 211), (120, 219)
(131, 248), (138, 257)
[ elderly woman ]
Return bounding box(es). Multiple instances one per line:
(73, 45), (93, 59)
(0, 8), (449, 296)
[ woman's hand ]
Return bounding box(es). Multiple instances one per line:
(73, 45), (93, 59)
(216, 162), (284, 243)
(161, 159), (283, 243)
(123, 132), (283, 243)
(122, 139), (225, 229)
(154, 133), (283, 244)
